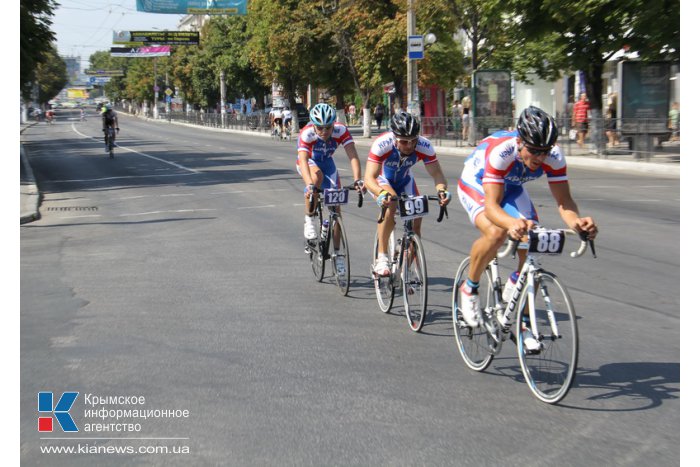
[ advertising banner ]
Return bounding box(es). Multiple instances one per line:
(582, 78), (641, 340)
(135, 0), (248, 15)
(85, 70), (124, 76)
(114, 30), (199, 45)
(618, 61), (671, 134)
(110, 46), (171, 57)
(473, 70), (511, 118)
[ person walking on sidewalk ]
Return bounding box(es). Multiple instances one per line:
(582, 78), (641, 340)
(374, 102), (385, 130)
(572, 93), (590, 148)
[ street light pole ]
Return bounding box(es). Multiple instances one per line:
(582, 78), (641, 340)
(406, 0), (417, 115)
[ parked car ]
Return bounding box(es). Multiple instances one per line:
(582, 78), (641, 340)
(293, 103), (310, 127)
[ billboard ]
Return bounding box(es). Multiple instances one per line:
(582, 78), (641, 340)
(66, 88), (89, 99)
(618, 61), (671, 134)
(135, 0), (248, 15)
(473, 70), (511, 118)
(114, 30), (199, 45)
(110, 46), (171, 57)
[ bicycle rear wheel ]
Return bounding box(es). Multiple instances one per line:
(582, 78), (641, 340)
(372, 231), (395, 313)
(402, 234), (428, 332)
(310, 214), (326, 281)
(516, 270), (578, 404)
(108, 133), (115, 158)
(452, 256), (496, 371)
(330, 216), (350, 296)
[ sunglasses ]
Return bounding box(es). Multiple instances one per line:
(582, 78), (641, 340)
(525, 146), (551, 156)
(314, 125), (333, 131)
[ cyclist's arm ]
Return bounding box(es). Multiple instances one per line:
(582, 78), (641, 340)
(549, 181), (598, 239)
(424, 160), (449, 204)
(297, 150), (315, 193)
(343, 142), (363, 182)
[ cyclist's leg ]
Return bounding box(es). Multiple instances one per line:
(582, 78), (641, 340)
(375, 181), (397, 256)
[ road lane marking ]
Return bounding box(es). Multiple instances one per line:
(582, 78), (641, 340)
(71, 123), (200, 174)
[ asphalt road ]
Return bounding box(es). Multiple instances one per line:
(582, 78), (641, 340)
(21, 110), (680, 466)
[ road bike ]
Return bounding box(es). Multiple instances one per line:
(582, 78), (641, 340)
(452, 227), (596, 404)
(271, 122), (283, 141)
(105, 127), (116, 159)
(372, 194), (447, 332)
(305, 185), (363, 296)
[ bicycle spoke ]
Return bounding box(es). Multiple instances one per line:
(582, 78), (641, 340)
(373, 231), (394, 313)
(452, 257), (496, 371)
(516, 271), (578, 404)
(331, 216), (350, 296)
(403, 236), (428, 332)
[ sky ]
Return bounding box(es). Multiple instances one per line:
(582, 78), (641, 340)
(53, 0), (185, 68)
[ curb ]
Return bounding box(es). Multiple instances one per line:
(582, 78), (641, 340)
(20, 143), (41, 224)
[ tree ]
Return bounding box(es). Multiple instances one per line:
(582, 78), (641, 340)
(20, 0), (59, 99)
(512, 0), (680, 150)
(35, 45), (67, 104)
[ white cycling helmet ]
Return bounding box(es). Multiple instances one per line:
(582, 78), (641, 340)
(309, 103), (336, 126)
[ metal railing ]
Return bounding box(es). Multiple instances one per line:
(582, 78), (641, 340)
(122, 104), (678, 162)
(418, 116), (679, 161)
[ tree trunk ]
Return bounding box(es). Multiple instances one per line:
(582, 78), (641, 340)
(362, 92), (372, 138)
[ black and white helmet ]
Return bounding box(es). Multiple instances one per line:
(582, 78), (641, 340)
(390, 111), (421, 138)
(517, 106), (558, 148)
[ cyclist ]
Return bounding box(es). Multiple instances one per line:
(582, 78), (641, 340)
(364, 111), (451, 276)
(45, 108), (55, 124)
(282, 105), (293, 137)
(101, 103), (120, 152)
(269, 106), (283, 137)
(297, 103), (365, 273)
(457, 106), (598, 349)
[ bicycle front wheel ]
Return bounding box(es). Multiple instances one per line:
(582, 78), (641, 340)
(330, 216), (351, 296)
(402, 234), (428, 332)
(452, 256), (496, 371)
(372, 231), (395, 313)
(516, 270), (578, 404)
(310, 215), (326, 281)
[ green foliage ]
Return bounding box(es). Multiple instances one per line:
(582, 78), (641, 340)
(20, 0), (58, 99)
(35, 45), (67, 104)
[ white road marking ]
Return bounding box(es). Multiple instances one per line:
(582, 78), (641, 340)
(71, 123), (200, 173)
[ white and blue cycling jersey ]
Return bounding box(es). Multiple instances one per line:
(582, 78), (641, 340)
(296, 122), (354, 189)
(367, 132), (438, 196)
(458, 130), (568, 225)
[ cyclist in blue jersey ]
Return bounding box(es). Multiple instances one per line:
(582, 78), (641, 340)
(364, 111), (451, 276)
(456, 106), (598, 348)
(297, 103), (365, 253)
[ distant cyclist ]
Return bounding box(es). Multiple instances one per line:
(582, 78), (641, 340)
(269, 106), (283, 136)
(297, 103), (365, 273)
(364, 111), (451, 276)
(457, 106), (598, 350)
(101, 104), (120, 152)
(282, 106), (293, 136)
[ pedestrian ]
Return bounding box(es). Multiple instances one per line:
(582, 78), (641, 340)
(374, 102), (385, 130)
(348, 103), (356, 125)
(605, 94), (619, 147)
(462, 106), (470, 141)
(451, 100), (462, 134)
(668, 102), (680, 142)
(571, 93), (590, 148)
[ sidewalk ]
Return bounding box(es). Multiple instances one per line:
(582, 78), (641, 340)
(20, 123), (41, 224)
(19, 118), (680, 224)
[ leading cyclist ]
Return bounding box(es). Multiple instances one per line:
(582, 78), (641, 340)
(101, 103), (119, 152)
(297, 103), (365, 273)
(364, 111), (451, 277)
(457, 106), (598, 349)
